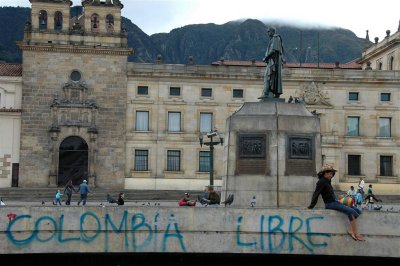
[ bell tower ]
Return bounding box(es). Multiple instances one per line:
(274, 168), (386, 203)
(24, 0), (129, 48)
(29, 0), (72, 34)
(18, 0), (132, 189)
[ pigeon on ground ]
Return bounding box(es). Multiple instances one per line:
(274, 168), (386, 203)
(0, 197), (5, 206)
(107, 194), (117, 204)
(250, 196), (256, 207)
(222, 194), (234, 206)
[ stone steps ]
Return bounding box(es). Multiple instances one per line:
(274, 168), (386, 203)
(0, 188), (203, 202)
(1, 188), (398, 204)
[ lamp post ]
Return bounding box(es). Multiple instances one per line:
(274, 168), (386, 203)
(199, 130), (224, 186)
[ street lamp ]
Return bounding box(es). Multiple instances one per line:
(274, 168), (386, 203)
(199, 129), (224, 186)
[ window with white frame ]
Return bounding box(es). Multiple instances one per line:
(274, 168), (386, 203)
(134, 150), (148, 171)
(348, 155), (361, 175)
(168, 112), (181, 132)
(379, 117), (391, 137)
(136, 111), (149, 131)
(200, 112), (212, 133)
(347, 116), (360, 136)
(380, 155), (393, 176)
(199, 151), (210, 172)
(167, 150), (180, 171)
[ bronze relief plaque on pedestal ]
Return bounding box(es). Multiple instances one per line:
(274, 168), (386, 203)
(286, 136), (315, 176)
(236, 134), (267, 175)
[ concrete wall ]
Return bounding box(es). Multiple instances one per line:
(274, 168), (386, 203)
(0, 206), (398, 257)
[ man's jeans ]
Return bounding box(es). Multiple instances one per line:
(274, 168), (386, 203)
(78, 194), (88, 206)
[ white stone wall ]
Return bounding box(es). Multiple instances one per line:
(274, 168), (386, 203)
(0, 77), (22, 187)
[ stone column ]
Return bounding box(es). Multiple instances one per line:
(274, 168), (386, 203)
(49, 127), (60, 187)
(88, 128), (98, 188)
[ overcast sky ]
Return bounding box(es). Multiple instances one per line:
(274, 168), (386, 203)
(1, 0), (399, 40)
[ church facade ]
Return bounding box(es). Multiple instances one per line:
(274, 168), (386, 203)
(0, 0), (399, 194)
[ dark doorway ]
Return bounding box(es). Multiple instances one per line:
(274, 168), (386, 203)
(11, 163), (19, 187)
(58, 136), (88, 187)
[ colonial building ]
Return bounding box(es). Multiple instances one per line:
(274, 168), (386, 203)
(359, 25), (400, 71)
(1, 0), (399, 194)
(17, 0), (131, 189)
(0, 64), (22, 188)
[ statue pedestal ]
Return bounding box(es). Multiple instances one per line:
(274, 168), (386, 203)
(222, 101), (321, 208)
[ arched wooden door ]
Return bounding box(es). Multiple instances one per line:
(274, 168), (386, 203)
(58, 136), (88, 186)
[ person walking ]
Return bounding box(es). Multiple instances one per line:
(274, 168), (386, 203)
(53, 190), (63, 206)
(367, 194), (375, 211)
(308, 164), (365, 241)
(355, 189), (363, 209)
(77, 180), (91, 206)
(63, 180), (77, 206)
(358, 177), (365, 197)
(364, 184), (381, 203)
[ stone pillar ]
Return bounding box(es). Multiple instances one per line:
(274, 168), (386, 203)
(88, 128), (98, 188)
(49, 127), (60, 188)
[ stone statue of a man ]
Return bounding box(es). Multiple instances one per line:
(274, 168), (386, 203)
(261, 27), (284, 99)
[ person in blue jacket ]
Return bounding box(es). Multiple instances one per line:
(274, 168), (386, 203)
(77, 179), (91, 206)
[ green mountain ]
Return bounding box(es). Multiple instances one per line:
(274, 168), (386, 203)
(0, 7), (30, 63)
(0, 7), (367, 65)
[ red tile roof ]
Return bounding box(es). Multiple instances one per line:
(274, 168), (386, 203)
(212, 60), (362, 69)
(0, 63), (22, 76)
